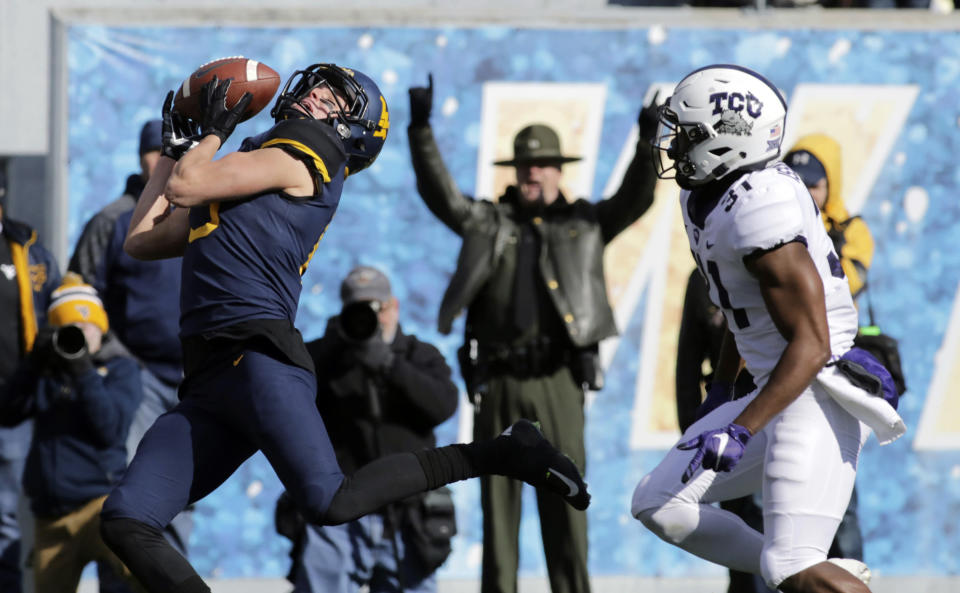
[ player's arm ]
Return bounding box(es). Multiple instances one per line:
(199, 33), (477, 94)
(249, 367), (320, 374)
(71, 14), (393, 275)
(124, 156), (191, 260)
(125, 89), (213, 260)
(169, 114), (344, 207)
(165, 138), (314, 207)
(731, 241), (831, 435)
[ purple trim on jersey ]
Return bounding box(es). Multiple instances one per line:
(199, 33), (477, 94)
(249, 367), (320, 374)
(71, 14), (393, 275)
(827, 251), (845, 279)
(741, 234), (808, 265)
(687, 174), (741, 229)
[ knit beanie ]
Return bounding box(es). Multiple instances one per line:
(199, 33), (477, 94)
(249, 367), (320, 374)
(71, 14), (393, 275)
(47, 273), (109, 332)
(139, 119), (163, 157)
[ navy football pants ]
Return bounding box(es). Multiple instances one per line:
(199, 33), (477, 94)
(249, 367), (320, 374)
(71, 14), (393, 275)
(102, 350), (344, 530)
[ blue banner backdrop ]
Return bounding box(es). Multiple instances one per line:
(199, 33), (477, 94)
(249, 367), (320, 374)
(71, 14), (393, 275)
(66, 24), (960, 579)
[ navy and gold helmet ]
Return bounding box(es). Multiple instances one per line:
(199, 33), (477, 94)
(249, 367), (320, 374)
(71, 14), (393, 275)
(270, 63), (389, 175)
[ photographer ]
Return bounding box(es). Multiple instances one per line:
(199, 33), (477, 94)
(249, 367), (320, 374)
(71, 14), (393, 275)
(0, 274), (143, 592)
(277, 266), (459, 593)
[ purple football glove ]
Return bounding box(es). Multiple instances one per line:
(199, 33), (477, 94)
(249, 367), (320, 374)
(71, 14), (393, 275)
(677, 422), (752, 484)
(693, 381), (733, 423)
(837, 347), (900, 411)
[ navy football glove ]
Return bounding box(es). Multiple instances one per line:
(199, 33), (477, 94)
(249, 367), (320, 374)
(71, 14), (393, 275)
(677, 422), (752, 484)
(161, 91), (200, 161)
(198, 77), (252, 145)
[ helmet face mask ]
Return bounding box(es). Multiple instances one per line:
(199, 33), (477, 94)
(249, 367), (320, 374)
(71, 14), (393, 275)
(653, 64), (787, 189)
(271, 63), (389, 174)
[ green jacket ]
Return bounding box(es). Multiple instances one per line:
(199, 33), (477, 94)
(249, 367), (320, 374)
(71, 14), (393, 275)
(407, 124), (656, 348)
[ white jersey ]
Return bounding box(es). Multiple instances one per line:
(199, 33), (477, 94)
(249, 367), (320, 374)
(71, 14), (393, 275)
(679, 162), (858, 386)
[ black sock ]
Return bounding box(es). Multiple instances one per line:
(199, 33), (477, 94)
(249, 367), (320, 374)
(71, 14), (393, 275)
(323, 441), (503, 525)
(323, 452), (430, 525)
(414, 442), (499, 489)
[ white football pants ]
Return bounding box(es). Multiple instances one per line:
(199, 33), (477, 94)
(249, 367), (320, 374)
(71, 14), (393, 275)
(631, 382), (869, 588)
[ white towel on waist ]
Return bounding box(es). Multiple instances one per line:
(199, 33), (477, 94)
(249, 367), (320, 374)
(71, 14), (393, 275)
(816, 365), (907, 445)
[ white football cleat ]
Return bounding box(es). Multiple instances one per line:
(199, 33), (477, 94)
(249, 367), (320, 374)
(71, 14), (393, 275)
(827, 558), (872, 585)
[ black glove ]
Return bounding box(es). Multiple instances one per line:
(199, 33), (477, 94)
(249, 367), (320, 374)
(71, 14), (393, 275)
(350, 338), (395, 375)
(56, 350), (94, 378)
(161, 91), (200, 161)
(198, 77), (253, 145)
(638, 89), (662, 145)
(408, 73), (434, 127)
(26, 327), (56, 373)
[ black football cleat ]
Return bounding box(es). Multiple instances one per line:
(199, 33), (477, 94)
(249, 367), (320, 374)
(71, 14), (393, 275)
(496, 419), (591, 510)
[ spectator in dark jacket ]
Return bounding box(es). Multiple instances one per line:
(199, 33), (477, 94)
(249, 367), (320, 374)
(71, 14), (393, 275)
(0, 201), (60, 593)
(279, 266), (459, 593)
(0, 275), (143, 592)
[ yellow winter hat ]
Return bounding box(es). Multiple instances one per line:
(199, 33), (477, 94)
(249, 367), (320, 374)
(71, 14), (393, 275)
(47, 273), (109, 333)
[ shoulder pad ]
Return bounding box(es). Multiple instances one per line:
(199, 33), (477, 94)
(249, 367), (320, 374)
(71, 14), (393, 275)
(260, 120), (347, 183)
(728, 169), (805, 257)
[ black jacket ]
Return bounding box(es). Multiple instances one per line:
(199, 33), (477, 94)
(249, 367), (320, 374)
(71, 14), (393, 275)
(407, 123), (656, 348)
(307, 319), (458, 474)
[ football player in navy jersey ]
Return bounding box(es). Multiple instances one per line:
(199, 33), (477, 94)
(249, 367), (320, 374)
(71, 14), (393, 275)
(99, 64), (590, 593)
(631, 65), (904, 593)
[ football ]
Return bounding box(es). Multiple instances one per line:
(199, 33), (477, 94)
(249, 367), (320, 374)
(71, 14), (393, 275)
(173, 56), (281, 123)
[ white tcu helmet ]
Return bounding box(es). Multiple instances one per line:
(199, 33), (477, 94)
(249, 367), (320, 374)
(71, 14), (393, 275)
(654, 64), (787, 188)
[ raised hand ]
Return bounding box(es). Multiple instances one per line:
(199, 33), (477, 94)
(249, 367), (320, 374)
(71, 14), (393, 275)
(161, 91), (200, 161)
(198, 76), (253, 145)
(408, 73), (434, 127)
(638, 89), (662, 144)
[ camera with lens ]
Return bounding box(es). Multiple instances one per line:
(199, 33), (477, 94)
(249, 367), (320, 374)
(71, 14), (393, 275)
(338, 301), (382, 343)
(52, 325), (88, 359)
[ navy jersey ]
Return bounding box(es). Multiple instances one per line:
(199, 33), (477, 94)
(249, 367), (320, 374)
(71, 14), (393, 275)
(179, 119), (346, 337)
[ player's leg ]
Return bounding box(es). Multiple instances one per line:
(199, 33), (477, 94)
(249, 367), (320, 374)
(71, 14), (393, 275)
(720, 495), (777, 593)
(759, 384), (869, 593)
(100, 377), (257, 593)
(631, 394), (769, 574)
(127, 367), (195, 559)
(238, 351), (346, 523)
(318, 385), (589, 526)
(85, 496), (147, 593)
(829, 485), (864, 560)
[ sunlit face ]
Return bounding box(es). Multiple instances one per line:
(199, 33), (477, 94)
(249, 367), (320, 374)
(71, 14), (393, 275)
(515, 161), (563, 206)
(296, 84), (351, 121)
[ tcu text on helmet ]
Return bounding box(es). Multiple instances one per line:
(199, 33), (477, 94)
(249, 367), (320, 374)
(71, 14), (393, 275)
(709, 92), (763, 119)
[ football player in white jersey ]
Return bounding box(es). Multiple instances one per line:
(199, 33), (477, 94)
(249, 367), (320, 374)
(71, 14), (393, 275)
(631, 65), (904, 593)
